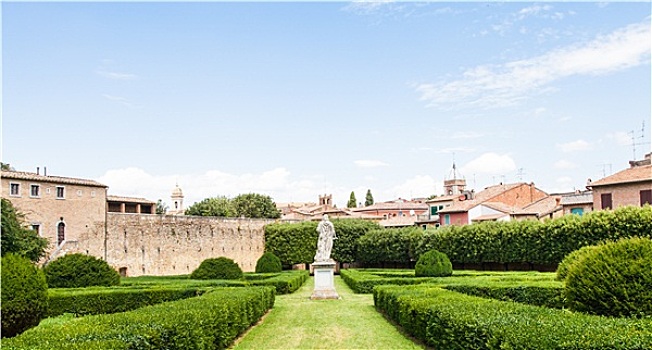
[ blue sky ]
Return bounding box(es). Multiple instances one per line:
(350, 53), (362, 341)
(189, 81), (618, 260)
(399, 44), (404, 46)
(3, 2), (651, 208)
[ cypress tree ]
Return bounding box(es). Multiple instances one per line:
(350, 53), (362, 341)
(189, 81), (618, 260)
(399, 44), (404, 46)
(347, 191), (357, 208)
(365, 189), (374, 206)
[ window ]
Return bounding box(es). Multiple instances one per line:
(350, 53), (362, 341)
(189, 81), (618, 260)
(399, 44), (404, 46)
(431, 206), (438, 215)
(77, 190), (83, 196)
(570, 208), (584, 216)
(56, 186), (65, 199)
(31, 224), (40, 235)
(641, 190), (652, 206)
(601, 193), (612, 210)
(57, 222), (65, 245)
(10, 183), (20, 196)
(444, 214), (450, 225)
(30, 184), (40, 197)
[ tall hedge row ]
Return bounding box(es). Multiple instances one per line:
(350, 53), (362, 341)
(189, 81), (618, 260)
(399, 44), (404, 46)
(357, 206), (652, 266)
(264, 219), (380, 265)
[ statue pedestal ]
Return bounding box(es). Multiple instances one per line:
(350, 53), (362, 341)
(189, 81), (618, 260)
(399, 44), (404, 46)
(310, 261), (340, 300)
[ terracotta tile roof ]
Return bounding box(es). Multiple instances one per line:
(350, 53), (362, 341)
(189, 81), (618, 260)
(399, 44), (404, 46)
(352, 200), (428, 212)
(560, 192), (593, 205)
(1, 170), (107, 188)
(438, 183), (538, 214)
(588, 164), (652, 187)
(107, 195), (156, 204)
(519, 196), (562, 216)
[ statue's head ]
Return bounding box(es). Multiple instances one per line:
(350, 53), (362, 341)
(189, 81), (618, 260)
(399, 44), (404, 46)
(323, 214), (329, 221)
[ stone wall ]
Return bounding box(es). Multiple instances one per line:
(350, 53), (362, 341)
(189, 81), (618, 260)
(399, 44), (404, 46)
(75, 213), (272, 277)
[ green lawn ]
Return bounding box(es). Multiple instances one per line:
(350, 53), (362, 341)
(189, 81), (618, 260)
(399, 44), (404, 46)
(232, 276), (426, 350)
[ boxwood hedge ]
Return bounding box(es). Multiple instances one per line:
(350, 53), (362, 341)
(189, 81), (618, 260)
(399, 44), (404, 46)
(3, 286), (275, 350)
(374, 285), (652, 349)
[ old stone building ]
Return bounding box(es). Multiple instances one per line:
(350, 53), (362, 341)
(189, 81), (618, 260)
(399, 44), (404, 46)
(1, 169), (108, 263)
(2, 169), (269, 276)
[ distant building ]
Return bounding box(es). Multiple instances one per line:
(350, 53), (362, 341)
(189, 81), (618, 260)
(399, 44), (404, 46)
(279, 194), (381, 222)
(587, 153), (652, 210)
(438, 182), (550, 226)
(559, 190), (594, 216)
(107, 195), (156, 214)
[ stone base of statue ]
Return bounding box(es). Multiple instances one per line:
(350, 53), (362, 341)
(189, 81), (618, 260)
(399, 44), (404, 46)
(310, 261), (340, 300)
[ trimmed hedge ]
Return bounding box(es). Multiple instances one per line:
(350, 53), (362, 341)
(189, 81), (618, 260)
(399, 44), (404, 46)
(1, 254), (49, 338)
(255, 252), (282, 273)
(340, 269), (440, 294)
(264, 219), (381, 265)
(190, 257), (243, 280)
(444, 284), (564, 309)
(415, 250), (452, 277)
(564, 237), (652, 318)
(3, 286), (275, 350)
(47, 287), (205, 317)
(356, 205), (652, 266)
(44, 253), (120, 288)
(374, 285), (652, 349)
(248, 270), (309, 294)
(555, 244), (601, 281)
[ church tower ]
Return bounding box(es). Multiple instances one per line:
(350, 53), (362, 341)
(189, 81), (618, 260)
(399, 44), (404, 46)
(170, 184), (185, 215)
(443, 162), (466, 196)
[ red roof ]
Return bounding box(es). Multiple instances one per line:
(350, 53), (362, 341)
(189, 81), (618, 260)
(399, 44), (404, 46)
(589, 165), (652, 187)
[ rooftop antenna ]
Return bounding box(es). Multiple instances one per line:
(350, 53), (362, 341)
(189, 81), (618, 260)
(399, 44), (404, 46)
(596, 163), (612, 177)
(629, 120), (649, 160)
(516, 168), (526, 182)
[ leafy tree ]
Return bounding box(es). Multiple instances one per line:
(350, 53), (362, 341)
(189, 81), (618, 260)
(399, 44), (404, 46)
(347, 191), (357, 208)
(232, 193), (281, 219)
(156, 199), (168, 214)
(1, 198), (48, 262)
(365, 189), (374, 206)
(185, 196), (233, 217)
(1, 162), (14, 171)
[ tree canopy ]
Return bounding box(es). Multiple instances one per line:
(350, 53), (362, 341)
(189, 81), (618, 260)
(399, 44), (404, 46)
(185, 193), (281, 219)
(1, 198), (48, 262)
(347, 191), (357, 208)
(156, 199), (168, 214)
(365, 189), (374, 206)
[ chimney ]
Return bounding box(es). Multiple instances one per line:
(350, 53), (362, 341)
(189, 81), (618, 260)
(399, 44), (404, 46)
(37, 167), (40, 175)
(44, 167), (47, 176)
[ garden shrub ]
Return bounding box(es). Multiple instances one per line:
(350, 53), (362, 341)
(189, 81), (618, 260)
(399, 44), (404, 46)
(44, 253), (120, 288)
(374, 285), (652, 349)
(555, 244), (601, 281)
(190, 257), (243, 280)
(255, 252), (282, 273)
(1, 253), (49, 338)
(564, 237), (652, 318)
(415, 250), (452, 277)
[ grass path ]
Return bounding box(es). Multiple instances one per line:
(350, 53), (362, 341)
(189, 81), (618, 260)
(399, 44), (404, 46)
(232, 276), (425, 350)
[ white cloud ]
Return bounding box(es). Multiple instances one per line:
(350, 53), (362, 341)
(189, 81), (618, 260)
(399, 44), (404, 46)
(354, 159), (389, 168)
(416, 20), (651, 110)
(460, 153), (517, 175)
(607, 131), (632, 146)
(554, 159), (578, 170)
(97, 167), (324, 208)
(380, 175), (441, 199)
(556, 139), (592, 152)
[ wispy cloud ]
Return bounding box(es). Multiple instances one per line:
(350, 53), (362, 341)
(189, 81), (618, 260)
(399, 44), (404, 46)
(102, 94), (136, 108)
(554, 159), (578, 170)
(556, 139), (593, 153)
(354, 159), (389, 168)
(416, 20), (651, 110)
(97, 70), (138, 80)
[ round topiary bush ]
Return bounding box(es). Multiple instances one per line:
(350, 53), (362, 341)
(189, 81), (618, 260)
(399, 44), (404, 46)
(1, 253), (49, 338)
(415, 249), (453, 277)
(190, 257), (243, 280)
(255, 252), (282, 273)
(555, 244), (601, 281)
(43, 253), (120, 288)
(564, 237), (652, 318)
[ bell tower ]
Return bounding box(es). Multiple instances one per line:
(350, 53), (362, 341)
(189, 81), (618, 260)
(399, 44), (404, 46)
(170, 184), (184, 215)
(443, 162), (466, 196)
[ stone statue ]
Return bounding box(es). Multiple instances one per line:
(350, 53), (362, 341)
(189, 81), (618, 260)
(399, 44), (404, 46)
(314, 214), (337, 262)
